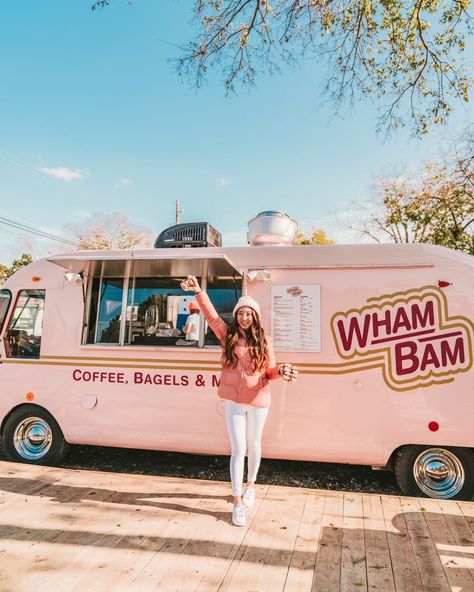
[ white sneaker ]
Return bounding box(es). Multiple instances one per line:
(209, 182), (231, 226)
(232, 504), (246, 527)
(242, 487), (255, 508)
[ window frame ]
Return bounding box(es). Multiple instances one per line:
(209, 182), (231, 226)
(0, 289), (12, 334)
(4, 289), (46, 359)
(82, 258), (243, 349)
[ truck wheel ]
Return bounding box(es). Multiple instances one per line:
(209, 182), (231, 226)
(2, 405), (69, 466)
(395, 445), (474, 501)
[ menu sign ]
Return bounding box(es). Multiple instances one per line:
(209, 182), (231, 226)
(271, 284), (321, 352)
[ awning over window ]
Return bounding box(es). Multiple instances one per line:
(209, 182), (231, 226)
(47, 250), (242, 278)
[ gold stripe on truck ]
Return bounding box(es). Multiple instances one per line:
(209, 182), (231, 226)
(1, 354), (387, 375)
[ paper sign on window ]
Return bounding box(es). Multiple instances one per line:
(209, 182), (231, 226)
(271, 285), (321, 352)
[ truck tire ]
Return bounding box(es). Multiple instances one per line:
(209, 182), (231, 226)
(2, 405), (69, 466)
(394, 445), (474, 501)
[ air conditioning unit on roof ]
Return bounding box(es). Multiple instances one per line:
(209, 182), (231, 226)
(154, 222), (222, 248)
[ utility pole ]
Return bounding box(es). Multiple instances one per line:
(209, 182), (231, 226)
(175, 200), (183, 224)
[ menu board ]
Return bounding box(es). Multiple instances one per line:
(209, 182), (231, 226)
(271, 284), (321, 352)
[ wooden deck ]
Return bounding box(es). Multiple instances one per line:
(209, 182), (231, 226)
(0, 462), (473, 592)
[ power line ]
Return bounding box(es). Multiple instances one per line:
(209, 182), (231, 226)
(0, 214), (79, 247)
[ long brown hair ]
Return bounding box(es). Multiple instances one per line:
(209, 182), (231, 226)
(222, 309), (269, 373)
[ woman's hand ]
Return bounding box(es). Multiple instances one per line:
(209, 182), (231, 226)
(180, 275), (201, 293)
(279, 363), (299, 382)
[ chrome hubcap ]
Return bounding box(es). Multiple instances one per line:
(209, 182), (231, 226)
(13, 417), (52, 460)
(413, 448), (465, 499)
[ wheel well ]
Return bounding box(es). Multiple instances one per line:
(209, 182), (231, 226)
(385, 443), (474, 471)
(385, 445), (407, 471)
(0, 403), (56, 437)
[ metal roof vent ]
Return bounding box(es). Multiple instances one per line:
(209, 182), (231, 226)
(154, 222), (222, 248)
(247, 211), (298, 246)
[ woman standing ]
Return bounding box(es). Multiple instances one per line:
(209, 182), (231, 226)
(180, 275), (298, 527)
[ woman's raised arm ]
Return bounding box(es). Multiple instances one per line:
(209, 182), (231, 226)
(180, 275), (227, 344)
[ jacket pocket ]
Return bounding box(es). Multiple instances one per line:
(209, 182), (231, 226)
(217, 368), (238, 397)
(218, 383), (238, 398)
(243, 373), (270, 393)
(241, 380), (270, 400)
(242, 373), (260, 391)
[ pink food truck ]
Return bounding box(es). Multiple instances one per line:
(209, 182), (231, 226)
(0, 212), (473, 500)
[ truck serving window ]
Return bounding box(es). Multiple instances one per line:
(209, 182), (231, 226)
(86, 277), (124, 344)
(83, 258), (242, 347)
(0, 290), (11, 333)
(124, 277), (201, 346)
(4, 290), (45, 359)
(205, 277), (241, 346)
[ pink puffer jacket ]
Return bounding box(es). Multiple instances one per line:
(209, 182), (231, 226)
(196, 291), (280, 408)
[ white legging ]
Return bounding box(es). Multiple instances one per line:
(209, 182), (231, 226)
(224, 400), (269, 496)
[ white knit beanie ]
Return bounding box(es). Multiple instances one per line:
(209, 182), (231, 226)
(233, 296), (261, 318)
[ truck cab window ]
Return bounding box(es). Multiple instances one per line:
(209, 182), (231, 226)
(5, 290), (45, 359)
(0, 290), (11, 333)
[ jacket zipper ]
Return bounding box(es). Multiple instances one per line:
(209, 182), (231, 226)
(237, 347), (247, 403)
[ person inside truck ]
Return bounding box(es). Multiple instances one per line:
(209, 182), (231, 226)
(175, 300), (200, 346)
(180, 274), (298, 527)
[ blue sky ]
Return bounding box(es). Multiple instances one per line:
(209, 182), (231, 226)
(0, 0), (472, 262)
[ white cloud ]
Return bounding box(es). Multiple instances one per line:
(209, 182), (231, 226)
(216, 177), (231, 187)
(73, 210), (93, 219)
(38, 166), (87, 182)
(115, 177), (134, 188)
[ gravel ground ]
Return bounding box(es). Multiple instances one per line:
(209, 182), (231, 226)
(1, 444), (402, 496)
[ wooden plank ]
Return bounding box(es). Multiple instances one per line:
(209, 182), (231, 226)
(260, 486), (308, 592)
(105, 483), (246, 592)
(9, 471), (165, 591)
(49, 476), (210, 592)
(3, 461), (474, 592)
(400, 497), (450, 592)
(380, 495), (423, 592)
(458, 499), (474, 533)
(0, 479), (87, 543)
(340, 492), (367, 591)
(24, 486), (146, 592)
(0, 468), (122, 592)
(283, 491), (326, 592)
(0, 464), (59, 514)
(215, 484), (308, 592)
(216, 485), (295, 592)
(419, 498), (474, 592)
(437, 499), (474, 582)
(195, 484), (270, 592)
(312, 491), (344, 592)
(362, 494), (395, 592)
(94, 477), (237, 592)
(143, 482), (236, 592)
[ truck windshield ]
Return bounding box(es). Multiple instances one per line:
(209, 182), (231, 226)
(0, 290), (11, 333)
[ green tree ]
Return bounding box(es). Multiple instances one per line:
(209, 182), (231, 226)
(294, 228), (335, 245)
(0, 253), (33, 284)
(93, 1), (472, 136)
(353, 133), (474, 253)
